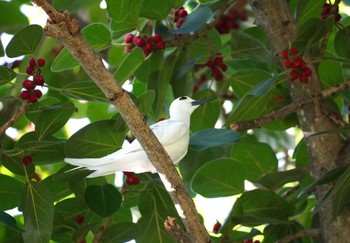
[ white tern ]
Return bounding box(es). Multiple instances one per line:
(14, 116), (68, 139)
(64, 96), (216, 177)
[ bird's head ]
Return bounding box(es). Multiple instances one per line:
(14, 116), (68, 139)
(169, 96), (217, 121)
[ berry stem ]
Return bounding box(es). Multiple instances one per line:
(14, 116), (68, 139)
(0, 100), (28, 136)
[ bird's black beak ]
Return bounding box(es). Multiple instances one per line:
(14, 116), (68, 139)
(191, 96), (217, 106)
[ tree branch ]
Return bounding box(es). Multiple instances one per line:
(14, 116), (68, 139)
(277, 229), (320, 243)
(92, 216), (111, 243)
(164, 216), (193, 243)
(231, 79), (350, 131)
(0, 100), (28, 136)
(30, 0), (210, 242)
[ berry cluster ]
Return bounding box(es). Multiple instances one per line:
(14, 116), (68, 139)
(281, 48), (312, 83)
(75, 215), (85, 224)
(212, 221), (221, 234)
(22, 155), (32, 165)
(124, 34), (166, 56)
(174, 7), (188, 28)
(322, 3), (341, 22)
(20, 57), (45, 103)
(205, 53), (227, 81)
(215, 9), (248, 34)
(123, 171), (140, 185)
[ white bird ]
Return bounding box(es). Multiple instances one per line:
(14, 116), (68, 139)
(64, 96), (216, 177)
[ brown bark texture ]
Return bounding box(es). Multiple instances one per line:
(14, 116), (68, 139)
(248, 0), (350, 242)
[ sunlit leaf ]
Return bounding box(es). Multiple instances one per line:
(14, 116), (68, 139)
(0, 66), (16, 85)
(0, 174), (24, 210)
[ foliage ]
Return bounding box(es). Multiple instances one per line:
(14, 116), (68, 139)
(0, 0), (350, 242)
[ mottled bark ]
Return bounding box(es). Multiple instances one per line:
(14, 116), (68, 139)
(248, 0), (350, 241)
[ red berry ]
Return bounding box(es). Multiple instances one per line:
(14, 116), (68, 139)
(214, 56), (223, 65)
(281, 50), (289, 59)
(124, 45), (134, 53)
(124, 33), (135, 44)
(75, 215), (85, 224)
(290, 70), (299, 80)
(304, 68), (312, 77)
(214, 73), (224, 81)
(29, 57), (36, 67)
(239, 11), (248, 21)
(26, 66), (34, 75)
(220, 63), (228, 72)
(34, 89), (42, 98)
(299, 74), (308, 83)
(176, 17), (185, 28)
(291, 58), (302, 68)
(289, 47), (298, 55)
(284, 60), (292, 68)
(206, 59), (214, 67)
(213, 221), (221, 233)
(152, 34), (162, 42)
(23, 79), (36, 90)
(37, 58), (45, 67)
(20, 90), (30, 100)
(126, 176), (140, 185)
(133, 36), (145, 47)
(244, 240), (253, 243)
(178, 8), (188, 18)
(211, 67), (220, 75)
(34, 75), (44, 86)
(22, 155), (32, 165)
(28, 94), (38, 103)
(155, 41), (165, 50)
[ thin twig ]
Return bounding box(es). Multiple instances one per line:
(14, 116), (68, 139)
(231, 79), (350, 131)
(0, 100), (28, 136)
(277, 229), (320, 243)
(92, 216), (111, 243)
(164, 217), (193, 243)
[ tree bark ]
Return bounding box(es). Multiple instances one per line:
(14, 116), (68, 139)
(248, 0), (350, 241)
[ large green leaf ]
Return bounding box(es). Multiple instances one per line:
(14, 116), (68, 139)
(0, 211), (23, 232)
(334, 27), (350, 59)
(189, 128), (240, 150)
(191, 158), (245, 197)
(51, 48), (79, 72)
(6, 25), (43, 58)
(172, 6), (213, 34)
(137, 182), (180, 243)
(113, 48), (144, 85)
(64, 119), (126, 158)
(190, 90), (220, 132)
(231, 138), (278, 182)
(101, 222), (141, 243)
(0, 174), (24, 210)
(22, 182), (54, 243)
(35, 102), (76, 140)
(61, 81), (108, 103)
(0, 66), (16, 85)
(140, 0), (172, 20)
(105, 0), (129, 22)
(256, 169), (307, 190)
(84, 183), (122, 217)
(318, 60), (345, 88)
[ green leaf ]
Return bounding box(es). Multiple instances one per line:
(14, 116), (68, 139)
(295, 0), (325, 26)
(191, 159), (245, 197)
(231, 138), (278, 182)
(257, 169), (306, 190)
(64, 119), (125, 158)
(84, 183), (122, 217)
(190, 90), (220, 132)
(319, 60), (345, 88)
(1, 152), (35, 176)
(140, 0), (172, 20)
(292, 18), (326, 53)
(231, 70), (273, 98)
(137, 182), (179, 243)
(233, 189), (294, 219)
(189, 128), (240, 150)
(0, 211), (23, 232)
(52, 0), (100, 12)
(6, 25), (43, 58)
(61, 81), (108, 103)
(113, 48), (144, 84)
(136, 90), (155, 115)
(22, 182), (54, 243)
(105, 0), (129, 22)
(172, 6), (213, 34)
(0, 1), (28, 34)
(41, 175), (71, 202)
(0, 66), (16, 85)
(188, 28), (221, 62)
(230, 215), (291, 227)
(334, 27), (350, 59)
(101, 222), (141, 243)
(82, 23), (111, 51)
(35, 102), (76, 140)
(51, 48), (79, 72)
(0, 174), (24, 210)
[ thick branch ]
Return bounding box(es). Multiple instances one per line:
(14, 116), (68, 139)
(30, 0), (210, 242)
(231, 79), (350, 131)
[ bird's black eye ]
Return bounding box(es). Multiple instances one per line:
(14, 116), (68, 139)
(179, 96), (187, 100)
